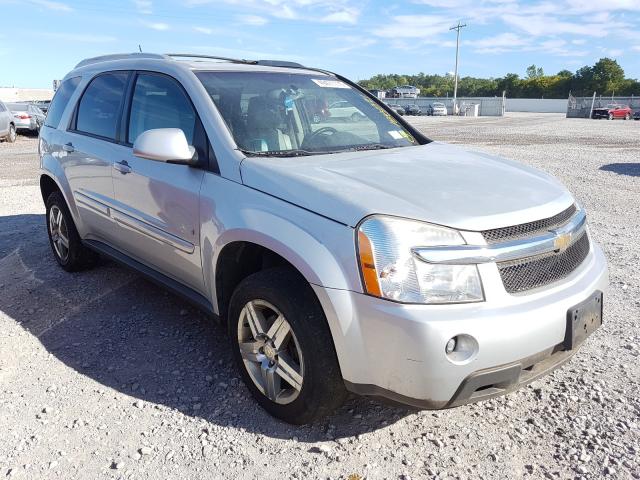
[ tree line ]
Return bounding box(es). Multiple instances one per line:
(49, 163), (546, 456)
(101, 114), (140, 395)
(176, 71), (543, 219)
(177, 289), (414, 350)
(358, 58), (640, 99)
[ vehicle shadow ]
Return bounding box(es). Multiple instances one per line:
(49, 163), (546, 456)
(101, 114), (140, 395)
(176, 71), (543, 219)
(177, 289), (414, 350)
(0, 213), (410, 440)
(599, 163), (640, 177)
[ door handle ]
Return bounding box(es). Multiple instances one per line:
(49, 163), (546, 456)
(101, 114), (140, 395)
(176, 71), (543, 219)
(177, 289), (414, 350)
(113, 160), (132, 174)
(62, 142), (74, 153)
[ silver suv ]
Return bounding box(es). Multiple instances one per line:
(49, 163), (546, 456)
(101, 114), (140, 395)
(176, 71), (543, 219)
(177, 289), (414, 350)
(39, 53), (608, 424)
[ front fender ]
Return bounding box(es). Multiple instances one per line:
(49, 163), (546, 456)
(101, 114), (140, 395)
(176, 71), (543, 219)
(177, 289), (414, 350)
(199, 175), (361, 315)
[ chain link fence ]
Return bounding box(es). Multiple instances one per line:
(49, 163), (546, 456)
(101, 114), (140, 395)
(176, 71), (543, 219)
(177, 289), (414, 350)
(567, 94), (640, 118)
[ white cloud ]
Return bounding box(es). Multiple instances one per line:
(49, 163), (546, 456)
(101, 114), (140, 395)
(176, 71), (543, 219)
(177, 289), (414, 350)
(133, 0), (152, 14)
(565, 0), (640, 12)
(323, 35), (376, 54)
(35, 32), (117, 43)
(633, 45), (640, 52)
(375, 15), (451, 38)
(143, 21), (170, 30)
(29, 0), (72, 11)
(321, 8), (360, 24)
(193, 26), (213, 34)
(236, 14), (268, 26)
(502, 14), (610, 37)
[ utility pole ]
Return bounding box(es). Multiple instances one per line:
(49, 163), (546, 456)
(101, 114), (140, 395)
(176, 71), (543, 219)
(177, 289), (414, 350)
(450, 21), (467, 114)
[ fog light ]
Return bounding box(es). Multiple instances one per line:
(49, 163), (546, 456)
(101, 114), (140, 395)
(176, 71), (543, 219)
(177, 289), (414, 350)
(444, 334), (479, 365)
(445, 337), (457, 354)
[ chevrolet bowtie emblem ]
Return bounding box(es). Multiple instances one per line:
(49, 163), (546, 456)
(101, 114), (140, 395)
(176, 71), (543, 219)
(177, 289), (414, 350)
(553, 232), (572, 252)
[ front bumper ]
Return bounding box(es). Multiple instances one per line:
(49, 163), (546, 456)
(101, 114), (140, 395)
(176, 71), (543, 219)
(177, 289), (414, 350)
(313, 241), (608, 408)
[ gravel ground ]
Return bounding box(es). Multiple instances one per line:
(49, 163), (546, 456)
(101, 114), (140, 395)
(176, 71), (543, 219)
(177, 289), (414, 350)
(1, 113), (638, 480)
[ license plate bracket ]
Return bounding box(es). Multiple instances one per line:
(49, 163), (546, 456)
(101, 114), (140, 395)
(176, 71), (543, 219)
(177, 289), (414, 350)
(564, 290), (603, 350)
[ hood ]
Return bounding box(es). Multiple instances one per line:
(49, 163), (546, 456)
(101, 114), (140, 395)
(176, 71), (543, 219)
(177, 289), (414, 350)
(240, 142), (574, 231)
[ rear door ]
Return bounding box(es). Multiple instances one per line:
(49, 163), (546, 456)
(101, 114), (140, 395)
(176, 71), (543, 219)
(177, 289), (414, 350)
(110, 71), (206, 294)
(63, 71), (129, 244)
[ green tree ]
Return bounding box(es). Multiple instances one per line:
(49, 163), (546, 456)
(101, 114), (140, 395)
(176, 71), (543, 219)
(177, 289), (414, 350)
(525, 65), (544, 79)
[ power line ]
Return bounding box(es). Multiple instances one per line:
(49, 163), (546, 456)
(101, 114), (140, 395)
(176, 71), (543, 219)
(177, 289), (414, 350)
(449, 21), (467, 112)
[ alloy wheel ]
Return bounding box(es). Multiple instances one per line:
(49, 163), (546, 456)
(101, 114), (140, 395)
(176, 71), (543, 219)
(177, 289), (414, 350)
(237, 299), (304, 404)
(49, 205), (70, 261)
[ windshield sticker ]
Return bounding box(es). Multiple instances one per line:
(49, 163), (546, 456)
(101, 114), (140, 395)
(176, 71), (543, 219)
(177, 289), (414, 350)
(311, 79), (350, 89)
(388, 130), (404, 140)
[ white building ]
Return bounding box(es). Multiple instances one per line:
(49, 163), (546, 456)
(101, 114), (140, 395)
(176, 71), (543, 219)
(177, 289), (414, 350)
(0, 88), (54, 102)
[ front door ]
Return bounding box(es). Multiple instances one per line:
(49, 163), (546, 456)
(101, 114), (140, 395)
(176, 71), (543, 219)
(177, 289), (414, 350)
(111, 72), (206, 294)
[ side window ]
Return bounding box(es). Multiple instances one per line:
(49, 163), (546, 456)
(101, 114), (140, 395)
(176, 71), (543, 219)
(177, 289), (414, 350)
(127, 73), (196, 145)
(75, 72), (128, 140)
(44, 76), (81, 128)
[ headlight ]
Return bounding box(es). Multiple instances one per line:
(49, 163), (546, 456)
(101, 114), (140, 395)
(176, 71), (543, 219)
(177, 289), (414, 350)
(357, 215), (484, 304)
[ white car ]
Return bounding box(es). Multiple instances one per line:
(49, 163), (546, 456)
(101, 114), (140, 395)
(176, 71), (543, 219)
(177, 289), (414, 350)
(0, 100), (17, 142)
(328, 100), (365, 122)
(430, 102), (448, 116)
(6, 102), (46, 132)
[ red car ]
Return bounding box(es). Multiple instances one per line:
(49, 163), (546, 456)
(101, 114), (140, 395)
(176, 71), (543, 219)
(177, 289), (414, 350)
(592, 104), (632, 120)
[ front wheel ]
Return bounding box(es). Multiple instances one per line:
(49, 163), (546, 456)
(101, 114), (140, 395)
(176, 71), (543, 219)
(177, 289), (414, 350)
(228, 267), (347, 424)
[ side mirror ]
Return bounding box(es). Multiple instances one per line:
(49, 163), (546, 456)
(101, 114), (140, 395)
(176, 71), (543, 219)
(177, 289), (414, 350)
(133, 128), (197, 165)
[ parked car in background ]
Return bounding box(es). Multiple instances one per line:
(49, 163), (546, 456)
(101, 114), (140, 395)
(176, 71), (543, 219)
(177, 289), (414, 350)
(404, 104), (422, 116)
(0, 100), (17, 142)
(386, 103), (405, 116)
(328, 100), (365, 122)
(427, 102), (448, 116)
(633, 109), (640, 120)
(591, 104), (632, 120)
(40, 52), (608, 424)
(34, 100), (51, 114)
(6, 102), (46, 132)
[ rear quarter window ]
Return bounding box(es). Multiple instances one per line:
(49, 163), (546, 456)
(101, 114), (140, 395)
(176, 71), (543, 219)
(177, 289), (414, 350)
(44, 76), (81, 129)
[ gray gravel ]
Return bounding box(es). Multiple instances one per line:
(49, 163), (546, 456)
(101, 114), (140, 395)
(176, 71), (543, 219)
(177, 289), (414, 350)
(1, 114), (639, 479)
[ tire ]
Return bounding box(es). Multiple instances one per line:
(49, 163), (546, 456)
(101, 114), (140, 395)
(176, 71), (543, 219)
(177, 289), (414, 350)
(624, 113), (630, 120)
(350, 112), (361, 122)
(608, 113), (614, 120)
(228, 267), (347, 424)
(46, 191), (99, 272)
(6, 124), (16, 143)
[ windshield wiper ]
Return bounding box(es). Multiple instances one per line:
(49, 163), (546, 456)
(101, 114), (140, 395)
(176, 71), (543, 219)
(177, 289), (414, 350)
(239, 148), (316, 157)
(334, 143), (399, 153)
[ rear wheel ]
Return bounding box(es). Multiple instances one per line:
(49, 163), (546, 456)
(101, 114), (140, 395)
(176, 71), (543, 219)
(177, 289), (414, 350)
(608, 113), (614, 120)
(46, 191), (99, 272)
(228, 267), (347, 424)
(350, 112), (362, 122)
(6, 124), (16, 143)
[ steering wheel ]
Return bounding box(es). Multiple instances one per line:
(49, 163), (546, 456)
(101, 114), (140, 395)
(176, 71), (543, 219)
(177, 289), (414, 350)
(304, 126), (338, 145)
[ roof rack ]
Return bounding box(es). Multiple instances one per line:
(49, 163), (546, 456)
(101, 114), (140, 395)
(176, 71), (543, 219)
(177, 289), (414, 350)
(75, 53), (167, 69)
(166, 53), (304, 68)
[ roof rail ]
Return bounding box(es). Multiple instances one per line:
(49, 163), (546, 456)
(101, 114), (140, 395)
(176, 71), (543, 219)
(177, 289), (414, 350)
(166, 53), (256, 65)
(166, 53), (304, 68)
(254, 59), (304, 68)
(75, 53), (167, 69)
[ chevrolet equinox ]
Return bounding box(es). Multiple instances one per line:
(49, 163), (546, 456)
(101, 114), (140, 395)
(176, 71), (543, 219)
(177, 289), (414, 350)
(39, 53), (608, 424)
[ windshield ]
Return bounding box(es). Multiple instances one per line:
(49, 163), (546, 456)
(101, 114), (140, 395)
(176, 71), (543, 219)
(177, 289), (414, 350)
(196, 71), (418, 156)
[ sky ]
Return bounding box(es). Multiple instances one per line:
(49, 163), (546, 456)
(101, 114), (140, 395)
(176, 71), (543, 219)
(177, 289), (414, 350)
(1, 0), (639, 89)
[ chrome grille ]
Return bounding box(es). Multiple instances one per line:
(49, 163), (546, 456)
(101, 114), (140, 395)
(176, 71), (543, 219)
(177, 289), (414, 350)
(482, 204), (577, 244)
(498, 232), (590, 293)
